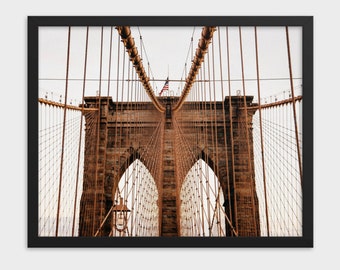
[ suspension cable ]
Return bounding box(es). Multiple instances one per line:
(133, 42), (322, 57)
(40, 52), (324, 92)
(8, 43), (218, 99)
(254, 26), (270, 236)
(173, 26), (216, 112)
(55, 26), (71, 236)
(238, 26), (259, 235)
(71, 26), (89, 236)
(116, 26), (165, 112)
(285, 26), (303, 187)
(91, 26), (104, 236)
(217, 27), (234, 235)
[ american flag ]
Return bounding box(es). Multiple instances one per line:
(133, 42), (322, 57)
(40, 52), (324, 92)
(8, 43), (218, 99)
(159, 78), (169, 96)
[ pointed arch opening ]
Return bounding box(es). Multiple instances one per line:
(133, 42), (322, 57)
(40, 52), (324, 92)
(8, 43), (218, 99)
(111, 159), (159, 236)
(180, 159), (229, 236)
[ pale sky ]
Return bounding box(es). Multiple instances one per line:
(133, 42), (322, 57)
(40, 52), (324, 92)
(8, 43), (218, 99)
(39, 25), (302, 104)
(38, 24), (304, 238)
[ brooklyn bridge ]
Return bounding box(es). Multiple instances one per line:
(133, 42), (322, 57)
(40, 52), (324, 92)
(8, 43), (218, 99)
(30, 21), (306, 242)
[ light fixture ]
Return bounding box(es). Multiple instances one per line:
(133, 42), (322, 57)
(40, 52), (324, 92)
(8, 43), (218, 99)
(112, 197), (130, 233)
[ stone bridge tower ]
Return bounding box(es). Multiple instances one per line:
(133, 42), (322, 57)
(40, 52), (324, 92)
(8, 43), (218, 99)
(78, 95), (260, 237)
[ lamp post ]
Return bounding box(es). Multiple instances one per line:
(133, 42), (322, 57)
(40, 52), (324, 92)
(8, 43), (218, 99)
(112, 197), (130, 235)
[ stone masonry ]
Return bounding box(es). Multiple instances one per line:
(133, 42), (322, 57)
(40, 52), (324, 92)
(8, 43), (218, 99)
(78, 96), (260, 237)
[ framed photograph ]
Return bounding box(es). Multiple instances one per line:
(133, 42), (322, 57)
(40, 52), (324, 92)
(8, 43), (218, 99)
(28, 16), (313, 247)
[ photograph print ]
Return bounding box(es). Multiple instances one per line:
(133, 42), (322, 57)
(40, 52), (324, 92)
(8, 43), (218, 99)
(28, 16), (313, 247)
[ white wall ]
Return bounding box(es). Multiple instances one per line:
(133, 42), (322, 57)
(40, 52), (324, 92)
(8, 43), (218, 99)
(1, 1), (338, 269)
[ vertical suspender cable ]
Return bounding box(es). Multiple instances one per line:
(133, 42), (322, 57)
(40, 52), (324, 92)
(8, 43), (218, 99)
(92, 26), (104, 236)
(210, 36), (222, 235)
(201, 65), (212, 235)
(217, 27), (234, 235)
(113, 31), (121, 204)
(225, 27), (238, 234)
(55, 26), (71, 236)
(113, 37), (128, 233)
(285, 26), (303, 187)
(207, 49), (214, 236)
(72, 26), (89, 236)
(106, 27), (114, 98)
(123, 56), (132, 213)
(254, 26), (270, 236)
(238, 26), (258, 235)
(98, 26), (114, 236)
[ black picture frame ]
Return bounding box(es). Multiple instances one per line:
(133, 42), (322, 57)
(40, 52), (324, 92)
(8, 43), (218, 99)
(28, 15), (313, 248)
